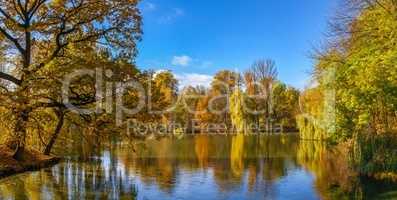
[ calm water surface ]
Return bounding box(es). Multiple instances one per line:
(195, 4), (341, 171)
(0, 134), (396, 200)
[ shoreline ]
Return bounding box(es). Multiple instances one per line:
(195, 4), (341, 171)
(0, 145), (61, 179)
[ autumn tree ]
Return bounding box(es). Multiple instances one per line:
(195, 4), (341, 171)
(174, 86), (206, 132)
(270, 81), (300, 131)
(242, 59), (278, 131)
(153, 70), (178, 124)
(0, 0), (142, 159)
(208, 70), (241, 127)
(243, 70), (260, 127)
(229, 88), (248, 133)
(299, 0), (397, 174)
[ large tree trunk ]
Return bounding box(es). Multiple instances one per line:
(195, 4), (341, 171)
(44, 110), (65, 155)
(12, 110), (29, 160)
(11, 12), (32, 160)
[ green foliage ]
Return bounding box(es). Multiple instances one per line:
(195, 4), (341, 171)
(302, 0), (397, 140)
(211, 70), (241, 95)
(173, 86), (205, 130)
(296, 87), (330, 140)
(302, 0), (397, 177)
(271, 81), (300, 130)
(153, 71), (178, 124)
(352, 133), (397, 174)
(296, 115), (328, 140)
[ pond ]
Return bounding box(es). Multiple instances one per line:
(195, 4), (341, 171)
(0, 134), (396, 200)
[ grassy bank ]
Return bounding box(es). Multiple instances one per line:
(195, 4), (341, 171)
(0, 145), (61, 179)
(352, 133), (397, 181)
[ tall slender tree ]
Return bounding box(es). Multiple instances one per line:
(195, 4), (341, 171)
(250, 59), (278, 127)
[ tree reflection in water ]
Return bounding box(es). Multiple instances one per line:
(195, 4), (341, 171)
(0, 134), (396, 200)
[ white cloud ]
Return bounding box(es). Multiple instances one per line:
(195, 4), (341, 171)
(175, 73), (213, 89)
(158, 7), (184, 24)
(172, 55), (192, 67)
(141, 2), (157, 12)
(199, 61), (213, 68)
(153, 69), (169, 78)
(147, 2), (157, 10)
(173, 8), (184, 16)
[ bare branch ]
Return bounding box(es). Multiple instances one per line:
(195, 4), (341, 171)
(0, 7), (24, 27)
(11, 0), (25, 21)
(17, 0), (28, 19)
(0, 26), (25, 55)
(27, 0), (47, 19)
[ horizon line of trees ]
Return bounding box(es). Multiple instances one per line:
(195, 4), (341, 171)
(168, 60), (300, 134)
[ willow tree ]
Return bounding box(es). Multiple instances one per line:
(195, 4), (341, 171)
(243, 70), (260, 129)
(311, 0), (397, 139)
(229, 88), (247, 133)
(0, 0), (142, 160)
(303, 0), (397, 174)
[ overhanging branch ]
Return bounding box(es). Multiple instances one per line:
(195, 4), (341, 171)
(0, 26), (25, 55)
(0, 71), (21, 85)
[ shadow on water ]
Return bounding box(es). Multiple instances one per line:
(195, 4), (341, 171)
(0, 134), (396, 200)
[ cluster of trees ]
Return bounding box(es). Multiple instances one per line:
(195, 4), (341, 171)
(171, 60), (300, 134)
(0, 0), (173, 159)
(0, 1), (301, 160)
(298, 0), (397, 174)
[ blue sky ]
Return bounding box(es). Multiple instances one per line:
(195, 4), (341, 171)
(136, 0), (338, 89)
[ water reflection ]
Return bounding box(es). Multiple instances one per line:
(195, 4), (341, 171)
(0, 134), (396, 200)
(0, 157), (137, 199)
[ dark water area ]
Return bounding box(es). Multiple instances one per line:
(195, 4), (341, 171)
(0, 134), (396, 200)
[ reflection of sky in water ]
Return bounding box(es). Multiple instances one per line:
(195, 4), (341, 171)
(133, 168), (318, 200)
(102, 150), (111, 180)
(1, 134), (388, 200)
